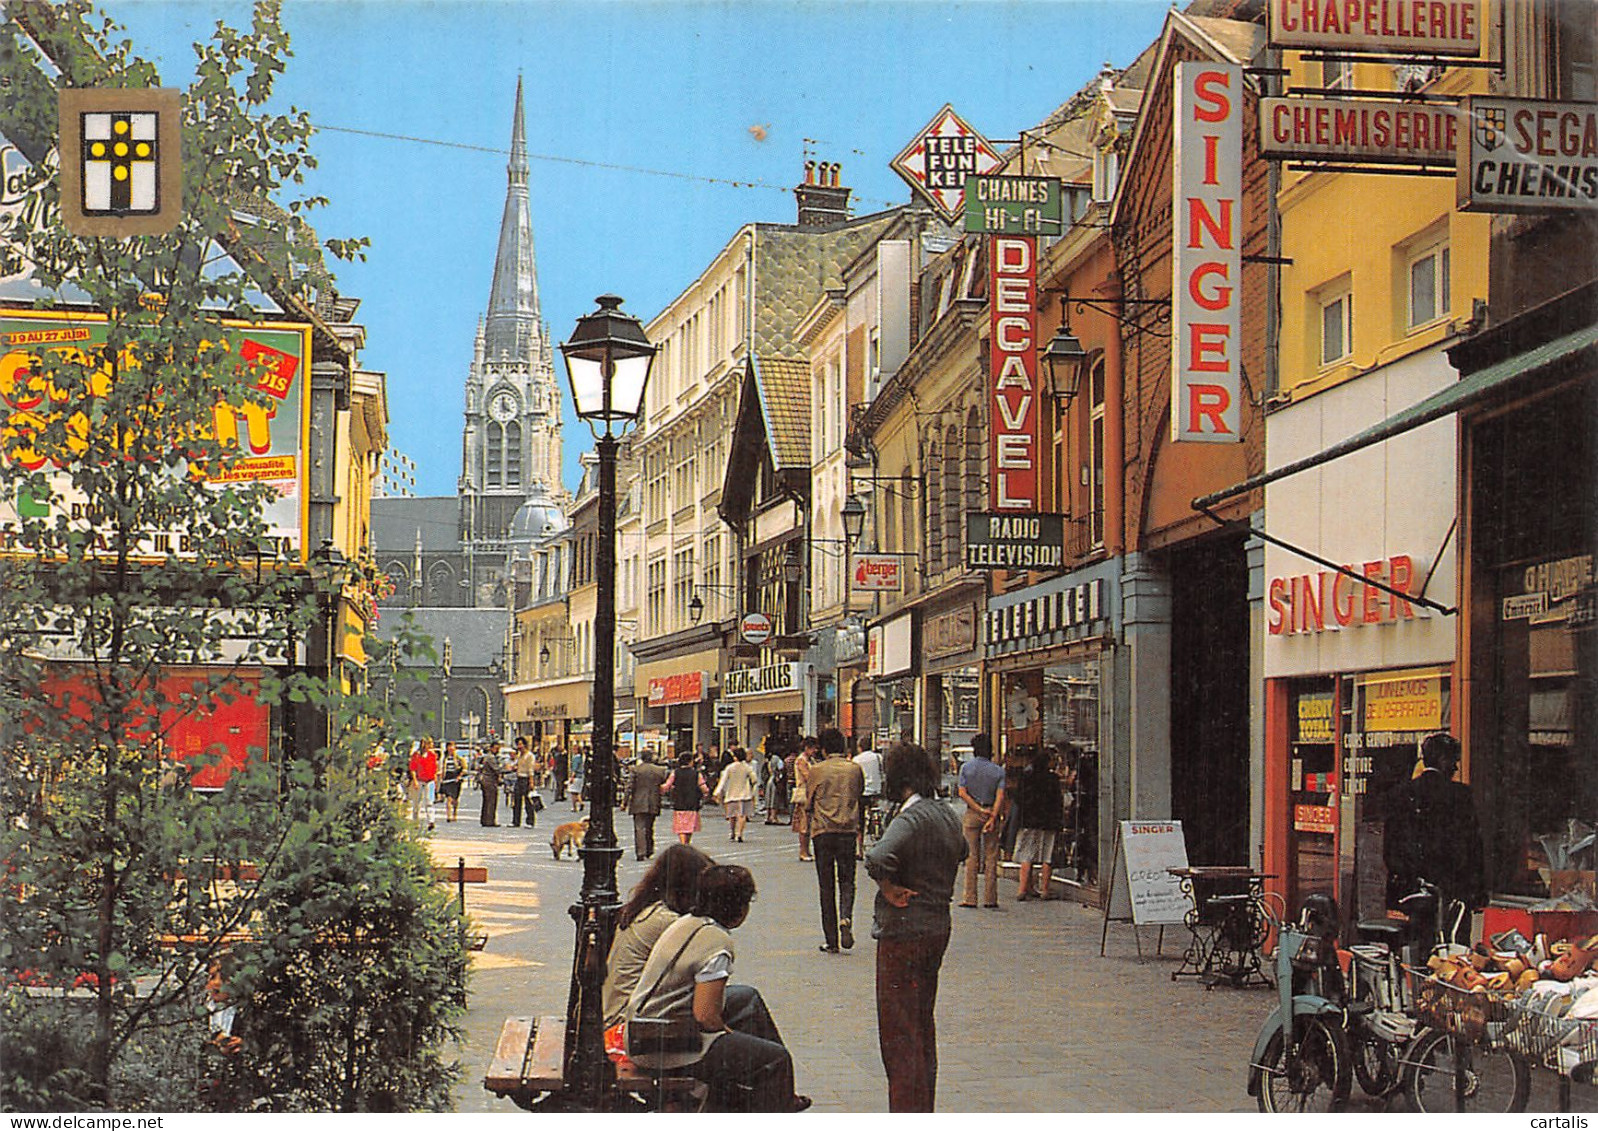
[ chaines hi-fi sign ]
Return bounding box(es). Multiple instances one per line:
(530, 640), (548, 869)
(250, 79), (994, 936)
(989, 235), (1042, 508)
(0, 307), (311, 559)
(1172, 62), (1243, 444)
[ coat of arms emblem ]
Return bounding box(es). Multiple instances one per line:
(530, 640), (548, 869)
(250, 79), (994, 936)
(1475, 105), (1507, 152)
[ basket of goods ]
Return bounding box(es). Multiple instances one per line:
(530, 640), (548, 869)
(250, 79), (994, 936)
(1414, 953), (1512, 1040)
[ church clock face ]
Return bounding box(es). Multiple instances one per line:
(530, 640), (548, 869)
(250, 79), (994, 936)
(489, 390), (518, 422)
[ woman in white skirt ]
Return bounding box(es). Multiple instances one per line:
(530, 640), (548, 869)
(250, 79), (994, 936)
(715, 747), (760, 842)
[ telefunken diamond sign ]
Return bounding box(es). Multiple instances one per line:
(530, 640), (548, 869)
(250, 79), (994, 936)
(890, 104), (1003, 224)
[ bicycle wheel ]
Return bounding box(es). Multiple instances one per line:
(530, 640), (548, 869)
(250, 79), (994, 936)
(1257, 1015), (1353, 1113)
(1353, 1030), (1404, 1097)
(1405, 1029), (1531, 1113)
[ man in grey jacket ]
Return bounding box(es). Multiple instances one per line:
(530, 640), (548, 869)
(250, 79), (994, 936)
(626, 753), (668, 860)
(864, 742), (966, 1112)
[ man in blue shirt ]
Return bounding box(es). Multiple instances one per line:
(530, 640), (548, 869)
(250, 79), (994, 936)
(956, 733), (1007, 908)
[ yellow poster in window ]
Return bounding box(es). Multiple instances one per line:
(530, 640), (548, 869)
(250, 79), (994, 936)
(1362, 673), (1443, 733)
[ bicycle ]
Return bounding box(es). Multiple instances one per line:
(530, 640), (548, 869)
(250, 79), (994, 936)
(1343, 882), (1530, 1112)
(861, 797), (886, 845)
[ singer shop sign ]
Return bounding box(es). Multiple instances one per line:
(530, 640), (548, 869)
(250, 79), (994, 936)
(989, 235), (1041, 509)
(1172, 62), (1243, 444)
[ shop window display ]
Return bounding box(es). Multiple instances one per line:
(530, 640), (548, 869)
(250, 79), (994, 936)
(1039, 658), (1101, 885)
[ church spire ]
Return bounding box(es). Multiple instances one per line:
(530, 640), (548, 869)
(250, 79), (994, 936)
(484, 76), (541, 360)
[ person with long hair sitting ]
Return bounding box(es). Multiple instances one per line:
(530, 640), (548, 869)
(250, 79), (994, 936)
(621, 865), (809, 1112)
(603, 844), (715, 1029)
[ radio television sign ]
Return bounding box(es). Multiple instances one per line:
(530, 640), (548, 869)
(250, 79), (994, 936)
(1266, 0), (1481, 56)
(965, 512), (1065, 571)
(1172, 62), (1242, 444)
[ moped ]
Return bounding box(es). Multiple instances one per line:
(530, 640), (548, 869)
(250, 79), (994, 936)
(1247, 893), (1352, 1112)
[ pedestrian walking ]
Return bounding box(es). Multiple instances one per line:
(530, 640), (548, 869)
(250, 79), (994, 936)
(570, 746), (586, 811)
(791, 738), (814, 861)
(956, 733), (1006, 909)
(662, 749), (709, 845)
(511, 737), (539, 828)
(808, 728), (865, 953)
(408, 738), (438, 831)
(438, 741), (465, 823)
(551, 745), (568, 804)
(764, 745), (787, 824)
(1013, 744), (1065, 901)
(476, 744), (501, 827)
(626, 751), (668, 860)
(713, 747), (759, 842)
(864, 742), (966, 1112)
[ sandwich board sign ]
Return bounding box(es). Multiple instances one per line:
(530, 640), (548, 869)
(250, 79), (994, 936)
(1100, 820), (1194, 956)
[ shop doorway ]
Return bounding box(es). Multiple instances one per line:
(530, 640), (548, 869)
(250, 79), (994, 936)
(1168, 535), (1251, 867)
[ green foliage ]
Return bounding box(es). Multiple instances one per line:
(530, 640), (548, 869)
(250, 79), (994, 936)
(0, 0), (467, 1111)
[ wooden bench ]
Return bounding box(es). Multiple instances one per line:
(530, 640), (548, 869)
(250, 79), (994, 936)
(484, 1015), (703, 1111)
(431, 857), (490, 950)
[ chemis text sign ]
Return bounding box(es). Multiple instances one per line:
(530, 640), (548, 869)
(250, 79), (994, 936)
(1260, 97), (1459, 165)
(1266, 0), (1481, 56)
(965, 512), (1065, 571)
(1172, 62), (1243, 444)
(963, 175), (1063, 235)
(1458, 97), (1598, 213)
(890, 104), (1003, 223)
(989, 236), (1041, 509)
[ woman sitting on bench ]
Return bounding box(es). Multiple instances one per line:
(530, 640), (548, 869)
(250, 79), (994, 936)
(603, 844), (714, 1029)
(623, 864), (810, 1112)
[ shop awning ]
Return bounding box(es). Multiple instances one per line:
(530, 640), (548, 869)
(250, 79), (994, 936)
(1192, 321), (1598, 511)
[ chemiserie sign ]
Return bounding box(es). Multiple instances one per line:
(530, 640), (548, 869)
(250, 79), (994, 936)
(1260, 97), (1459, 165)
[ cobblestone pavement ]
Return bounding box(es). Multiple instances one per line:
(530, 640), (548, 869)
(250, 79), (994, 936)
(429, 788), (1595, 1114)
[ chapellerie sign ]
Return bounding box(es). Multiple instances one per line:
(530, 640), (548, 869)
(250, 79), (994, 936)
(1266, 0), (1481, 57)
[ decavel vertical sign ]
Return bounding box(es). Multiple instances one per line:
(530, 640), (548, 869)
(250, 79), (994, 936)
(989, 235), (1039, 510)
(1172, 62), (1243, 444)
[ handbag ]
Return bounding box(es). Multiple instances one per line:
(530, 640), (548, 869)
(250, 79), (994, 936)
(530, 793), (545, 813)
(625, 923), (708, 1059)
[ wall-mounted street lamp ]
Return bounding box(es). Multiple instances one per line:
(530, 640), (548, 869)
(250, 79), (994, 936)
(687, 582), (739, 626)
(1042, 294), (1089, 402)
(841, 494), (867, 545)
(547, 294), (657, 1111)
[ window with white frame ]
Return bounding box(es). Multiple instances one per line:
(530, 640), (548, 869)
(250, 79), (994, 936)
(646, 556), (667, 636)
(1088, 358), (1106, 548)
(1318, 283), (1353, 367)
(1407, 241), (1451, 329)
(1322, 58), (1353, 90)
(672, 546), (695, 631)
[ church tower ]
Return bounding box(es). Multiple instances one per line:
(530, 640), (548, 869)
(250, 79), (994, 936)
(460, 77), (567, 552)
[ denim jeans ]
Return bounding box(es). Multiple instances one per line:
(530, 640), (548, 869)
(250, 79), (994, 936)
(691, 984), (792, 1112)
(876, 929), (951, 1112)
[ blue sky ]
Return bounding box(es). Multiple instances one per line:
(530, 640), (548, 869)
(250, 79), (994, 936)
(109, 0), (1172, 497)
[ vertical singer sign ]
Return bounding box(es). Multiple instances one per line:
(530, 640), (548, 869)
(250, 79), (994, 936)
(1172, 62), (1242, 443)
(990, 235), (1039, 509)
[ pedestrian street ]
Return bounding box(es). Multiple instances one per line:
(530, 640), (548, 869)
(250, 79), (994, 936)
(435, 788), (1266, 1114)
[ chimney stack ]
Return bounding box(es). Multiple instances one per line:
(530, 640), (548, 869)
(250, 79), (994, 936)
(796, 161), (850, 227)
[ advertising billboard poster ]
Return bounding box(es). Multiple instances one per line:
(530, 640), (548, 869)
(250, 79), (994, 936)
(0, 307), (311, 559)
(1172, 62), (1243, 443)
(989, 235), (1040, 509)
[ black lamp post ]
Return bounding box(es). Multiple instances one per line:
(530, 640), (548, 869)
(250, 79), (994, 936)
(551, 294), (657, 1111)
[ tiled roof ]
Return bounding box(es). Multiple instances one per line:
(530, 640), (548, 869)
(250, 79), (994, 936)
(751, 356), (811, 471)
(752, 215), (898, 357)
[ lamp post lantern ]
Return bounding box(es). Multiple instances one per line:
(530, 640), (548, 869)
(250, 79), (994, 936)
(551, 294), (656, 1111)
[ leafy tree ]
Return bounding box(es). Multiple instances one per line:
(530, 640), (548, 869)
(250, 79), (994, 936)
(0, 0), (464, 1110)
